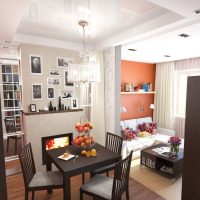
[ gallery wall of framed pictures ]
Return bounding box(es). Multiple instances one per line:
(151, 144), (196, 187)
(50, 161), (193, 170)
(20, 44), (80, 112)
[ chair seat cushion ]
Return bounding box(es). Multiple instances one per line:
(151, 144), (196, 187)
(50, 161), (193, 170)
(92, 164), (115, 175)
(81, 174), (113, 199)
(29, 171), (63, 188)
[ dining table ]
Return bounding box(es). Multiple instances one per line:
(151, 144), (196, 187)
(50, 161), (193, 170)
(46, 143), (121, 200)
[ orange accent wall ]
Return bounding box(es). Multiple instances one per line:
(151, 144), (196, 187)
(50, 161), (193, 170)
(121, 60), (156, 120)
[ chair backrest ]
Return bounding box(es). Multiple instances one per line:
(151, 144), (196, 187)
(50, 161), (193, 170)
(4, 118), (16, 133)
(19, 143), (36, 188)
(112, 151), (133, 200)
(105, 132), (123, 155)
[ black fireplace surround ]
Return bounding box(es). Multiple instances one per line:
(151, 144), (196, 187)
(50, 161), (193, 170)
(41, 133), (73, 164)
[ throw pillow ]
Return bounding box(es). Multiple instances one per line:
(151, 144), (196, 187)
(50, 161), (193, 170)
(137, 131), (151, 137)
(138, 122), (157, 134)
(121, 128), (136, 141)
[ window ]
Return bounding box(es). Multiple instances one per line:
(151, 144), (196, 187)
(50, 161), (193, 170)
(174, 69), (200, 117)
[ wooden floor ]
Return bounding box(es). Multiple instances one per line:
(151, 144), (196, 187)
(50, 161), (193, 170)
(4, 137), (23, 157)
(7, 173), (87, 200)
(6, 159), (21, 176)
(6, 159), (165, 200)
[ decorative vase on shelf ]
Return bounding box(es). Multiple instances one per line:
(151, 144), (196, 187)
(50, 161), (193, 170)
(49, 101), (53, 111)
(58, 96), (62, 110)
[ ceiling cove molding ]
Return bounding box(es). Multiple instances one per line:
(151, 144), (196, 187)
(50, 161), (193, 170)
(123, 17), (200, 49)
(95, 11), (184, 50)
(13, 33), (94, 51)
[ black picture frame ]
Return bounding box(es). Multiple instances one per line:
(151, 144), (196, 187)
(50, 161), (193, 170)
(30, 104), (36, 112)
(47, 87), (55, 99)
(64, 70), (74, 86)
(32, 84), (42, 99)
(30, 55), (42, 74)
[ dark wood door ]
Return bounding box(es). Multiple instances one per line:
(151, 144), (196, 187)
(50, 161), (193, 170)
(0, 94), (7, 199)
(182, 76), (200, 200)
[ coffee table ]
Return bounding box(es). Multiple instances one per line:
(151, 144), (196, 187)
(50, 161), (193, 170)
(140, 143), (183, 181)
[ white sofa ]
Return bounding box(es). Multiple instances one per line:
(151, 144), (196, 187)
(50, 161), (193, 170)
(121, 117), (183, 159)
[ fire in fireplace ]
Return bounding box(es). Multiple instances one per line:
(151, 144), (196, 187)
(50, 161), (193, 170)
(41, 133), (73, 164)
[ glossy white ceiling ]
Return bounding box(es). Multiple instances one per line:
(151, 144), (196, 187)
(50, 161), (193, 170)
(1, 0), (200, 63)
(17, 0), (162, 44)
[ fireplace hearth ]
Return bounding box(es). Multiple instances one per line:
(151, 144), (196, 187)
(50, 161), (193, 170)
(41, 133), (72, 164)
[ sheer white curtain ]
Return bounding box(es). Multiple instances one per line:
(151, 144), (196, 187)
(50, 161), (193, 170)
(90, 52), (105, 145)
(174, 69), (200, 138)
(153, 62), (175, 129)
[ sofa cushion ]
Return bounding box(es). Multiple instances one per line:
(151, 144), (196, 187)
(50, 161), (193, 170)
(136, 117), (152, 124)
(122, 128), (136, 141)
(138, 122), (157, 134)
(126, 136), (156, 153)
(137, 131), (152, 137)
(123, 119), (138, 130)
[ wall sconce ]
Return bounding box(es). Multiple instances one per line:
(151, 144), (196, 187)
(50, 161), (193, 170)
(140, 105), (144, 111)
(120, 106), (127, 113)
(150, 104), (155, 109)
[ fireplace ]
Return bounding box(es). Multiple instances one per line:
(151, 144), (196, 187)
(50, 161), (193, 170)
(41, 133), (73, 164)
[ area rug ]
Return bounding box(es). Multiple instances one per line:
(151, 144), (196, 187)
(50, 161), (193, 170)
(122, 177), (166, 200)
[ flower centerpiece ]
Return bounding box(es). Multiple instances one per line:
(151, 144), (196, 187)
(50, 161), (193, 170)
(168, 136), (181, 157)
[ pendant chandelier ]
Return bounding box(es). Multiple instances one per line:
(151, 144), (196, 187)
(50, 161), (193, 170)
(68, 20), (100, 83)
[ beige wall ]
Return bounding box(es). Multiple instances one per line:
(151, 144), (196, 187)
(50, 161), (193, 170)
(20, 44), (80, 112)
(23, 111), (83, 171)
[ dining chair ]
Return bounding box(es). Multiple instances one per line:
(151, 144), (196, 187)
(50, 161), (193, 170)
(4, 117), (23, 154)
(19, 143), (63, 200)
(80, 151), (133, 200)
(82, 132), (123, 183)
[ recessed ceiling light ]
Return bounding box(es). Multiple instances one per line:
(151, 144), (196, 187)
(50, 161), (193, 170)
(128, 48), (137, 51)
(178, 33), (190, 38)
(194, 9), (200, 14)
(164, 55), (171, 57)
(5, 41), (11, 44)
(3, 46), (9, 49)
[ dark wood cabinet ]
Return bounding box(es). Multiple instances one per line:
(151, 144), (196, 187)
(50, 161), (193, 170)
(182, 76), (200, 200)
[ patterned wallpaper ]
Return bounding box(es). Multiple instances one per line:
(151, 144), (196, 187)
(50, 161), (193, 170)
(104, 47), (116, 133)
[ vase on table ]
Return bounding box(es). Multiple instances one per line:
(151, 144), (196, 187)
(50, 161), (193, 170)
(170, 144), (180, 158)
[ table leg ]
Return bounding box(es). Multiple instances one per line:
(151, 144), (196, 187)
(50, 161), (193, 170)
(46, 156), (52, 194)
(63, 173), (71, 200)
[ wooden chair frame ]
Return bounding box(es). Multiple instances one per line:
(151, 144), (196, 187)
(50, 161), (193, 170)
(19, 143), (63, 200)
(80, 151), (133, 200)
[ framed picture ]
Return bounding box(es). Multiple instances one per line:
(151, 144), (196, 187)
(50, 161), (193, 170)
(47, 78), (61, 85)
(57, 57), (73, 68)
(47, 87), (55, 99)
(32, 84), (42, 100)
(64, 70), (73, 87)
(30, 55), (42, 74)
(49, 69), (60, 76)
(59, 88), (74, 98)
(30, 104), (36, 112)
(71, 98), (78, 109)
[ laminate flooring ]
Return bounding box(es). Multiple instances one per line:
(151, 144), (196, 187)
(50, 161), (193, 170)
(7, 162), (164, 200)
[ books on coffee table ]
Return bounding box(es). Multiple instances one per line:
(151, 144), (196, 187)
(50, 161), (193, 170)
(152, 146), (171, 157)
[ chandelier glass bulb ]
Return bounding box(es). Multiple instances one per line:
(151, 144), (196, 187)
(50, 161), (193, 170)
(68, 20), (100, 83)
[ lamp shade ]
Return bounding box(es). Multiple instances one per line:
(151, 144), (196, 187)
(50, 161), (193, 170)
(150, 104), (155, 109)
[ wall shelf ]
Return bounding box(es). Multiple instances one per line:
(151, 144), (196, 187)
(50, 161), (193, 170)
(121, 91), (156, 95)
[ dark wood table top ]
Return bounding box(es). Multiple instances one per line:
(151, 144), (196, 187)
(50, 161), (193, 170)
(141, 143), (184, 163)
(46, 143), (121, 176)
